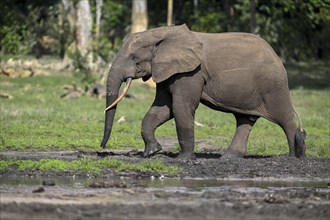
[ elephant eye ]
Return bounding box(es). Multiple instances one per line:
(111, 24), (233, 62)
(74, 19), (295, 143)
(132, 55), (138, 62)
(136, 63), (141, 71)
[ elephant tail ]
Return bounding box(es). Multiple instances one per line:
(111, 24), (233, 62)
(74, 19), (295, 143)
(293, 107), (307, 158)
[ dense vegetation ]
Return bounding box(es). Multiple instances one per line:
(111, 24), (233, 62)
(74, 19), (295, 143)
(1, 0), (329, 62)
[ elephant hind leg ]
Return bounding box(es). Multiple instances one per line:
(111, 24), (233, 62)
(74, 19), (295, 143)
(223, 114), (258, 159)
(278, 109), (306, 158)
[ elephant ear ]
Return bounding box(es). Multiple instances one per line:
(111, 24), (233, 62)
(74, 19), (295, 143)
(151, 24), (203, 83)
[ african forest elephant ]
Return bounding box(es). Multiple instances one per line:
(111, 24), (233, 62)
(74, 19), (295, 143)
(100, 24), (306, 160)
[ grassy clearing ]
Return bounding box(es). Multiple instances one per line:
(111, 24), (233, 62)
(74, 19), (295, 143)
(0, 158), (180, 175)
(0, 61), (329, 157)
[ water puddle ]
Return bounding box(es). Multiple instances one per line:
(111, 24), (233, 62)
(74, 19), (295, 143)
(1, 176), (328, 190)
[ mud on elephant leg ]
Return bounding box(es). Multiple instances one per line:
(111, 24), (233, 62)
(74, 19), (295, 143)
(222, 114), (258, 159)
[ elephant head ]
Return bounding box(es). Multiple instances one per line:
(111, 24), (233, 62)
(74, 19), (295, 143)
(100, 24), (203, 148)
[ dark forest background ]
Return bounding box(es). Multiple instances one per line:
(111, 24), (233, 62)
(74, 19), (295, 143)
(1, 0), (329, 65)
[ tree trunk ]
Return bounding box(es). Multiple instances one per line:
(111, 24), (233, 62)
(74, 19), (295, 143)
(62, 0), (76, 39)
(95, 0), (103, 37)
(167, 0), (173, 26)
(76, 0), (92, 56)
(131, 0), (148, 33)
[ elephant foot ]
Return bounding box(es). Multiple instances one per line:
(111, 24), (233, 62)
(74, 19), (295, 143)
(221, 149), (245, 160)
(288, 151), (295, 157)
(288, 151), (305, 159)
(177, 152), (196, 160)
(143, 142), (162, 158)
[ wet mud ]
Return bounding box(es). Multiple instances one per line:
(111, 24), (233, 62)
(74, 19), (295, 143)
(1, 147), (330, 220)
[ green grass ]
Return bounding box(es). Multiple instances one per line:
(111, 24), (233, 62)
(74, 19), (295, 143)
(0, 158), (180, 175)
(0, 61), (329, 157)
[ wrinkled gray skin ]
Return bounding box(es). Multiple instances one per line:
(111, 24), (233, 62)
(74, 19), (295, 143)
(101, 24), (306, 160)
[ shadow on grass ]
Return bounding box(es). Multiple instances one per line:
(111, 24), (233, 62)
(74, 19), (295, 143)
(285, 61), (330, 90)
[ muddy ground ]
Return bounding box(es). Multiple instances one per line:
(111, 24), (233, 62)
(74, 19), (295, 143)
(1, 144), (330, 220)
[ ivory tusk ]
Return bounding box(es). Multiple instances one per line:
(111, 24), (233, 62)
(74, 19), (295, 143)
(104, 78), (132, 112)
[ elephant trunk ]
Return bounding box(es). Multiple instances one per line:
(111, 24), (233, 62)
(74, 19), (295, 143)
(100, 94), (119, 148)
(100, 75), (132, 148)
(100, 72), (122, 148)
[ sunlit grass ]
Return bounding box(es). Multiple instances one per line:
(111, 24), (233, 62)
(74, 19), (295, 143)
(0, 158), (180, 175)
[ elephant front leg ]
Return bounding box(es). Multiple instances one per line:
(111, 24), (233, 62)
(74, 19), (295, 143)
(141, 109), (171, 157)
(141, 85), (173, 157)
(173, 95), (198, 160)
(175, 123), (196, 160)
